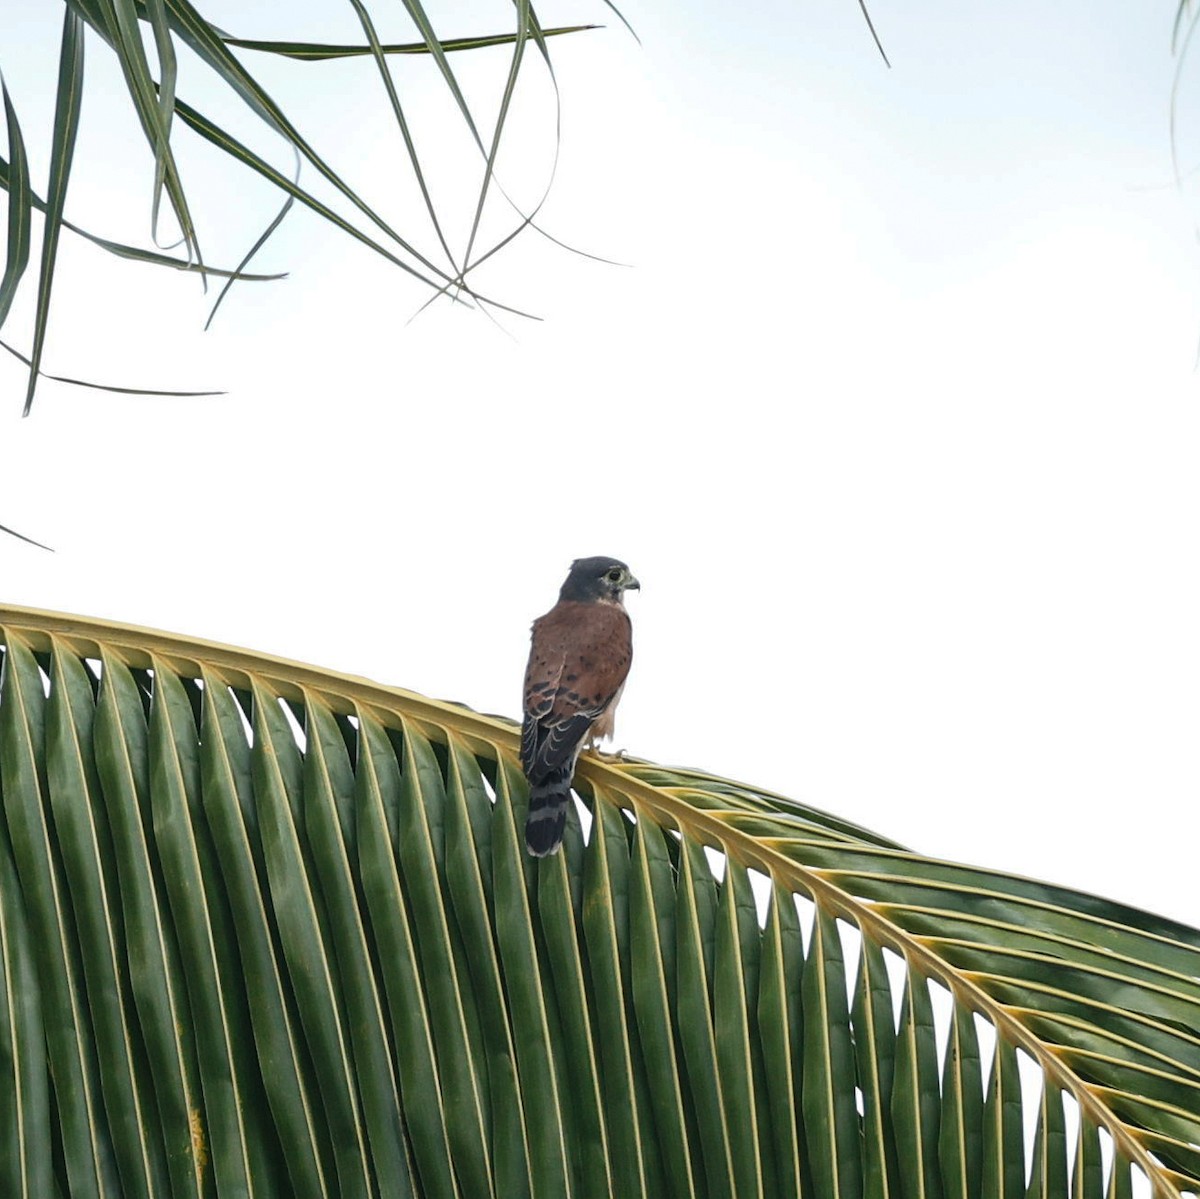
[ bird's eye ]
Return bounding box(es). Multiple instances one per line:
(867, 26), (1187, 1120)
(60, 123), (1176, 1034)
(606, 568), (623, 583)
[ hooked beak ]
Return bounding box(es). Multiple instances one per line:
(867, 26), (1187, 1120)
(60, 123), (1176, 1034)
(624, 575), (641, 591)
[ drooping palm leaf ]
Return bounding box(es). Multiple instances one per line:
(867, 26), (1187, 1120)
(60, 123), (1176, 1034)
(0, 605), (1196, 1199)
(0, 7), (598, 411)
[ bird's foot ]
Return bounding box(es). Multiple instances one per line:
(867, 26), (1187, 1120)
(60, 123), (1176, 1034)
(592, 746), (629, 761)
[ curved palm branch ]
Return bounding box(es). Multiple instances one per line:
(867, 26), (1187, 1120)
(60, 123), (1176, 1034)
(0, 604), (1196, 1199)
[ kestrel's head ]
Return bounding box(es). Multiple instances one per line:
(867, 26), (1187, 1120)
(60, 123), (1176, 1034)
(559, 556), (641, 605)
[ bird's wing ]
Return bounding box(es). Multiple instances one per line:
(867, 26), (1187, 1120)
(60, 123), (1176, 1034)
(522, 600), (632, 779)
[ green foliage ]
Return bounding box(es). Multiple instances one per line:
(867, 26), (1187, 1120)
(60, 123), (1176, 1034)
(0, 4), (599, 409)
(0, 606), (1197, 1198)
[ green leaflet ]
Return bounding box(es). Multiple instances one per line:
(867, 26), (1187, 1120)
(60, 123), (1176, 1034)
(438, 734), (531, 1199)
(853, 938), (900, 1199)
(939, 1003), (983, 1199)
(714, 859), (771, 1199)
(1072, 1119), (1103, 1199)
(0, 140), (281, 279)
(0, 740), (51, 1199)
(353, 709), (458, 1199)
(676, 839), (736, 1199)
(92, 652), (208, 1199)
(0, 83), (32, 332)
(626, 809), (698, 1199)
(24, 9), (84, 415)
(0, 633), (120, 1198)
(250, 681), (372, 1198)
(575, 785), (658, 1198)
(199, 672), (329, 1199)
(1026, 1083), (1069, 1199)
(341, 0), (457, 276)
(394, 717), (494, 1199)
(0, 608), (1194, 1199)
(758, 885), (806, 1199)
(803, 910), (863, 1199)
(891, 970), (943, 1199)
(44, 644), (168, 1198)
(981, 1039), (1024, 1199)
(489, 754), (570, 1199)
(532, 787), (604, 1199)
(147, 661), (284, 1198)
(81, 0), (199, 264)
(221, 25), (595, 61)
(303, 698), (413, 1197)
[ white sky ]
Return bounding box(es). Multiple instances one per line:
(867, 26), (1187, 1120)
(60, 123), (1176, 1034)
(2, 0), (1199, 926)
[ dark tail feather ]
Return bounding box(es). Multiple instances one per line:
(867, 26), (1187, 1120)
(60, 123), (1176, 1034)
(525, 767), (572, 856)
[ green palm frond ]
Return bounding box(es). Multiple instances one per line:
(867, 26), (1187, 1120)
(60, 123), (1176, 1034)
(0, 6), (598, 410)
(0, 605), (1196, 1198)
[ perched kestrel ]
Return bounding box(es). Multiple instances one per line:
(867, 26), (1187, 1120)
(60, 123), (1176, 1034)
(521, 556), (639, 856)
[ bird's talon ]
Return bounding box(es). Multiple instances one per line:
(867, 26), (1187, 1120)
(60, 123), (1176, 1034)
(590, 746), (628, 761)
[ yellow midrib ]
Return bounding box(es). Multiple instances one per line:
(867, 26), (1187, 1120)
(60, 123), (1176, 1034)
(0, 605), (1185, 1199)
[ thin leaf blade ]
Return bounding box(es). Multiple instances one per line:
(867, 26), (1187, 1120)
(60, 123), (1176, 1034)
(24, 8), (85, 415)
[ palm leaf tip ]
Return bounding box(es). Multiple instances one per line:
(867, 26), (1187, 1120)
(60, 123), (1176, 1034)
(0, 603), (1194, 1199)
(0, 522), (52, 550)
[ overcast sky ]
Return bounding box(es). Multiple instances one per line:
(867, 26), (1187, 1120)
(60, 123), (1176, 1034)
(2, 0), (1198, 926)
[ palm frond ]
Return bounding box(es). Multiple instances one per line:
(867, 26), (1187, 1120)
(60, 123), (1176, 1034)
(0, 7), (599, 410)
(0, 605), (1195, 1199)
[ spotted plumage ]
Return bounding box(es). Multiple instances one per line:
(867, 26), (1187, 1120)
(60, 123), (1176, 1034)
(521, 556), (639, 856)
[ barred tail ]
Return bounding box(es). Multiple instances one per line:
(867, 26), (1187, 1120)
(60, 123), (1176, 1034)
(525, 766), (572, 856)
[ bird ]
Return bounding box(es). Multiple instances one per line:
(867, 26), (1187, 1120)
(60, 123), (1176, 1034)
(521, 556), (639, 856)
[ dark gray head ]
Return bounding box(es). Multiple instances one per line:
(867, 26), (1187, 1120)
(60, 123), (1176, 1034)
(558, 556), (641, 604)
